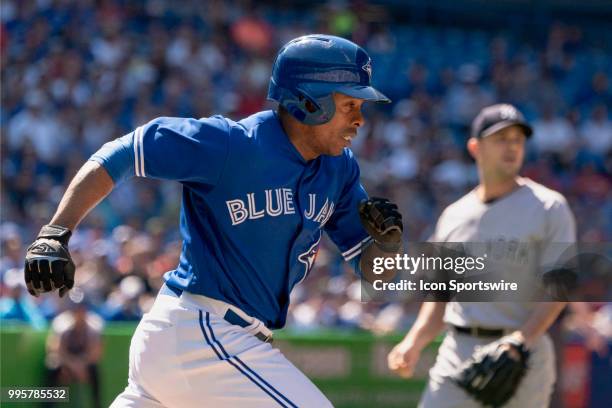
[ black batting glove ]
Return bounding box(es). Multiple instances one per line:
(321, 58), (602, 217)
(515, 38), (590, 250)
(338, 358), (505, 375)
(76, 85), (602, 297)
(358, 197), (403, 252)
(24, 224), (75, 297)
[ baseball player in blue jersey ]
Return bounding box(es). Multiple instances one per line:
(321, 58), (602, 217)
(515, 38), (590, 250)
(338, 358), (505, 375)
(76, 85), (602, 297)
(23, 35), (403, 407)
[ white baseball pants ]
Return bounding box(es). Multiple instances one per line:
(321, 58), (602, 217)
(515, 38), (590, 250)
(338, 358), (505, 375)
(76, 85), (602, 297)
(110, 286), (333, 408)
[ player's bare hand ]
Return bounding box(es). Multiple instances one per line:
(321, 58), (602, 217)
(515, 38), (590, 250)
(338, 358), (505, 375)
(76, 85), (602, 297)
(24, 224), (75, 297)
(387, 339), (422, 378)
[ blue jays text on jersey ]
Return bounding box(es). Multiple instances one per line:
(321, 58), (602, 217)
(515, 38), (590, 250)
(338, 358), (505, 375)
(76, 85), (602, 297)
(226, 190), (335, 226)
(90, 110), (371, 329)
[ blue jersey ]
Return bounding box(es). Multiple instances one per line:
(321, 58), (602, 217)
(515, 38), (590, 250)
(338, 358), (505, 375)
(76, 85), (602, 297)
(91, 110), (371, 328)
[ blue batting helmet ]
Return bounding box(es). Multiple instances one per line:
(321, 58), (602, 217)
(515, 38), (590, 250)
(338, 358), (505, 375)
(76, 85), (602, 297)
(267, 34), (390, 126)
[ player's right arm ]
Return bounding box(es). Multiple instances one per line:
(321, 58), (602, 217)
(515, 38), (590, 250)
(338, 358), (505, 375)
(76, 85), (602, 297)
(23, 161), (115, 297)
(387, 301), (447, 378)
(24, 116), (230, 297)
(49, 161), (115, 231)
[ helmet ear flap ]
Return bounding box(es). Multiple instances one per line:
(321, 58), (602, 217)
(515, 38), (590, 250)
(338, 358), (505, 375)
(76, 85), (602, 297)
(295, 87), (322, 114)
(268, 80), (307, 122)
(269, 76), (336, 125)
(303, 98), (318, 114)
(295, 89), (336, 126)
(301, 93), (336, 126)
(277, 87), (335, 126)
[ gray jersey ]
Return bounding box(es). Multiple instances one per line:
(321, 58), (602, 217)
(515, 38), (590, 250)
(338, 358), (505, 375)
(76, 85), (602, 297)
(431, 177), (576, 328)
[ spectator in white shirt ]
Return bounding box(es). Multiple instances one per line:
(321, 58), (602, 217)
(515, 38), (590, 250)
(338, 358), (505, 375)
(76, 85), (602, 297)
(579, 104), (612, 155)
(531, 105), (576, 154)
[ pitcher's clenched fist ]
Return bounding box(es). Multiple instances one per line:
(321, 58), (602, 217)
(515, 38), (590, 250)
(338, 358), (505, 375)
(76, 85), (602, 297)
(387, 338), (423, 378)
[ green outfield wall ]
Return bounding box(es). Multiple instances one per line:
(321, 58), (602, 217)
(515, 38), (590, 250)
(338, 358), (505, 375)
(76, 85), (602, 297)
(1, 323), (440, 408)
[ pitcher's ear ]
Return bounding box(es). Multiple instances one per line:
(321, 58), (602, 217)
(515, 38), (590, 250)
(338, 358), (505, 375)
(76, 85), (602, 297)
(467, 137), (479, 160)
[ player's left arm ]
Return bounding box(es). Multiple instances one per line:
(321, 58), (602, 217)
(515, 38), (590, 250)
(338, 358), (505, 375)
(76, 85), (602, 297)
(324, 151), (403, 284)
(357, 197), (403, 283)
(509, 303), (567, 349)
(513, 196), (578, 349)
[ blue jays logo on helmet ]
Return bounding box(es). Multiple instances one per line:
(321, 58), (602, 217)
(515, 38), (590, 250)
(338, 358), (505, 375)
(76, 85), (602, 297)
(362, 60), (372, 80)
(267, 34), (390, 126)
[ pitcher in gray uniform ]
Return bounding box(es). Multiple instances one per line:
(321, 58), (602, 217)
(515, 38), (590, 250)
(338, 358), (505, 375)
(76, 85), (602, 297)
(387, 104), (576, 407)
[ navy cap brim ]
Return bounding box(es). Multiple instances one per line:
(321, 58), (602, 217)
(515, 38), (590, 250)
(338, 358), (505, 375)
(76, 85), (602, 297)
(478, 120), (533, 139)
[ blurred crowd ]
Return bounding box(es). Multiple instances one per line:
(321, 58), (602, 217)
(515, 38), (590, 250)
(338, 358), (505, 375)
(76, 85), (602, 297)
(1, 0), (611, 335)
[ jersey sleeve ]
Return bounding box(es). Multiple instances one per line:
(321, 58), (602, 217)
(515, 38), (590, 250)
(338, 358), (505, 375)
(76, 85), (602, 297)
(324, 150), (372, 263)
(89, 133), (135, 183)
(90, 116), (230, 185)
(540, 196), (577, 271)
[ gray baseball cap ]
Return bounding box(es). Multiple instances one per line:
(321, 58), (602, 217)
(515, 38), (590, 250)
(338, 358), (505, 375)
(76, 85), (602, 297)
(471, 104), (533, 139)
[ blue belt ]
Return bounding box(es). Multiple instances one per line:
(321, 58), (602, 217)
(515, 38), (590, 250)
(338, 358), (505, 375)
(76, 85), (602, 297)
(162, 284), (272, 343)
